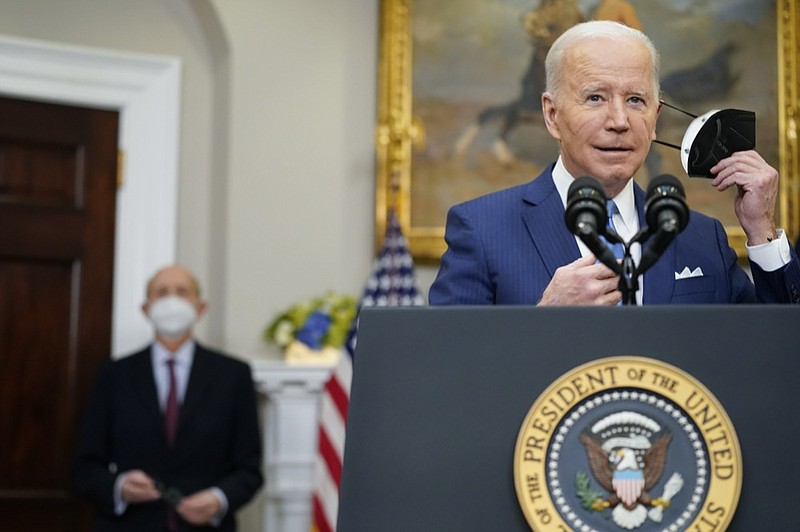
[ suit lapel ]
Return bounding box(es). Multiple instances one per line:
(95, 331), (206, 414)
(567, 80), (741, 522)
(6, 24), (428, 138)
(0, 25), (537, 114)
(134, 347), (161, 417)
(176, 344), (212, 445)
(130, 347), (165, 440)
(520, 170), (581, 277)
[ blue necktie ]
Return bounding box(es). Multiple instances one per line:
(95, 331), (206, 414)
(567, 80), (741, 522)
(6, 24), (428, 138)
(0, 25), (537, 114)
(604, 200), (625, 260)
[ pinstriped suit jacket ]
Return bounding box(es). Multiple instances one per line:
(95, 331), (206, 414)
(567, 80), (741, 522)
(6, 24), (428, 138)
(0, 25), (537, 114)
(429, 166), (800, 305)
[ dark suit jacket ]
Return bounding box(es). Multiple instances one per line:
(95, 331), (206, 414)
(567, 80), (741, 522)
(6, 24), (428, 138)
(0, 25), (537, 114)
(72, 342), (263, 532)
(430, 166), (800, 305)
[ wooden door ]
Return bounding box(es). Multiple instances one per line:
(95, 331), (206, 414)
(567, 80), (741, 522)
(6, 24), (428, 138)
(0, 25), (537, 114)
(0, 96), (118, 531)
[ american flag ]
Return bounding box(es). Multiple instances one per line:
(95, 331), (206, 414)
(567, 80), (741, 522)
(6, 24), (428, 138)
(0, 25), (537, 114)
(311, 210), (425, 532)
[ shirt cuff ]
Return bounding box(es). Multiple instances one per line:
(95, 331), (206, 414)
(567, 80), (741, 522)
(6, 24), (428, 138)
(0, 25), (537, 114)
(208, 487), (229, 527)
(113, 473), (129, 515)
(746, 229), (791, 272)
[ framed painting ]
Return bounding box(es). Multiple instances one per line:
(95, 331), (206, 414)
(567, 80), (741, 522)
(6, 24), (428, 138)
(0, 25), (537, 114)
(375, 0), (800, 261)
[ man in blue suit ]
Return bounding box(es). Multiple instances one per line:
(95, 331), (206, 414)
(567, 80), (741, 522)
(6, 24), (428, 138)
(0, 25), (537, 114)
(430, 21), (800, 306)
(72, 265), (263, 531)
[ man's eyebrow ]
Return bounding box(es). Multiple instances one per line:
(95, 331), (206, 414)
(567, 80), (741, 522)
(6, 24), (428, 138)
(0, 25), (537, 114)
(626, 86), (650, 95)
(579, 83), (609, 95)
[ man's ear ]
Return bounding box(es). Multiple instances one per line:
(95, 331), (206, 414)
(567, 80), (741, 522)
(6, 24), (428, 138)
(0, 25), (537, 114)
(541, 92), (561, 140)
(196, 301), (209, 319)
(652, 101), (663, 141)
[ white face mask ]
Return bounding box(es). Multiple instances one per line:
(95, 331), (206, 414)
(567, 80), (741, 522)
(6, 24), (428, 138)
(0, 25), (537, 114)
(147, 295), (198, 339)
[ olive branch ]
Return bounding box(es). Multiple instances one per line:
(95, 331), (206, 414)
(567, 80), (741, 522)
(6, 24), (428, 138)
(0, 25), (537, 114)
(575, 471), (605, 512)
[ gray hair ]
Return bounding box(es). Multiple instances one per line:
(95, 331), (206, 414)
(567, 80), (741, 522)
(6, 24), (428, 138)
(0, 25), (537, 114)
(545, 20), (661, 101)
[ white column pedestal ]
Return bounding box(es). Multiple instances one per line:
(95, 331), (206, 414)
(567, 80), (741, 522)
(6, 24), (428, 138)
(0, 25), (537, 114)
(251, 360), (334, 532)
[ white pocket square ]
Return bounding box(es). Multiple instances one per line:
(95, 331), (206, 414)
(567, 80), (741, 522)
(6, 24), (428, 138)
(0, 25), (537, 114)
(675, 266), (704, 280)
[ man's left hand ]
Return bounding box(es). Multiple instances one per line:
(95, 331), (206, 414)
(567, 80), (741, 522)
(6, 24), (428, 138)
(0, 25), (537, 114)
(176, 489), (222, 526)
(710, 150), (778, 245)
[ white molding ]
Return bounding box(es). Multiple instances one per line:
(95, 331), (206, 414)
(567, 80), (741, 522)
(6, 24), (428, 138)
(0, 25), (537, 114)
(0, 34), (181, 356)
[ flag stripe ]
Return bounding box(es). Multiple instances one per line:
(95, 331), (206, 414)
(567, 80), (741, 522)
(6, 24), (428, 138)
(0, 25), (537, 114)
(312, 494), (334, 532)
(325, 366), (350, 421)
(314, 439), (341, 531)
(319, 390), (346, 459)
(331, 351), (352, 393)
(317, 427), (343, 488)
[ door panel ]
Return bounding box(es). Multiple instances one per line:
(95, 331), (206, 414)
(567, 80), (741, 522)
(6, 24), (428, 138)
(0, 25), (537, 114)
(0, 96), (118, 531)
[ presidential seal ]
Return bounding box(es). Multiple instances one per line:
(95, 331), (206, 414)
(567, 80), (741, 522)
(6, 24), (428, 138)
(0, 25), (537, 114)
(513, 356), (741, 531)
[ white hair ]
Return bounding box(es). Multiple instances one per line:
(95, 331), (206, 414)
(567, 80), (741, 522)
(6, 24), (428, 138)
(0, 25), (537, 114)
(545, 20), (661, 101)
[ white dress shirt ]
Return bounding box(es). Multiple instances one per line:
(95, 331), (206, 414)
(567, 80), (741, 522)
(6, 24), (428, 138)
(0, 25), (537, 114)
(151, 340), (194, 411)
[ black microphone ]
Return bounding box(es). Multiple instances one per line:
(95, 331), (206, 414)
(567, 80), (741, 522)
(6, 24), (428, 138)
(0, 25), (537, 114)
(639, 174), (690, 273)
(565, 176), (620, 272)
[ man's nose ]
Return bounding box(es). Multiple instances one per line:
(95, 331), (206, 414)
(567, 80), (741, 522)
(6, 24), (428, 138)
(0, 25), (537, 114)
(606, 100), (630, 130)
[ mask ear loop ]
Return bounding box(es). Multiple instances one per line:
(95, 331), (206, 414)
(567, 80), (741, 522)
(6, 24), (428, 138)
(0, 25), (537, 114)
(653, 100), (697, 151)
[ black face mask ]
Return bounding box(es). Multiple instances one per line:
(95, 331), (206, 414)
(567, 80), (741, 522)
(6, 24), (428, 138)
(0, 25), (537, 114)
(654, 102), (756, 178)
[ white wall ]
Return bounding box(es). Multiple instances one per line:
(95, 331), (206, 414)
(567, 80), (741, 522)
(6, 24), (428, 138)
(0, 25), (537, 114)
(0, 0), (428, 363)
(211, 0), (381, 358)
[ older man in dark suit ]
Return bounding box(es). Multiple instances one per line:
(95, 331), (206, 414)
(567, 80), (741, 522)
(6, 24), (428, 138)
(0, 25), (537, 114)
(72, 265), (263, 531)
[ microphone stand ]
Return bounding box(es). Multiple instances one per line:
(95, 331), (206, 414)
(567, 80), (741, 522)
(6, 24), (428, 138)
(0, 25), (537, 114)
(600, 228), (639, 306)
(607, 225), (666, 306)
(619, 248), (638, 305)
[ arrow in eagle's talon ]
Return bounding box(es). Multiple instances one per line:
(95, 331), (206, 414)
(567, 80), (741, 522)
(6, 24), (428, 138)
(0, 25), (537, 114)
(650, 497), (670, 509)
(648, 473), (684, 522)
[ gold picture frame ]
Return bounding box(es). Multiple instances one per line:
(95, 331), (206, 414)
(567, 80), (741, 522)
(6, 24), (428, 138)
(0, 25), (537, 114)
(375, 0), (800, 262)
